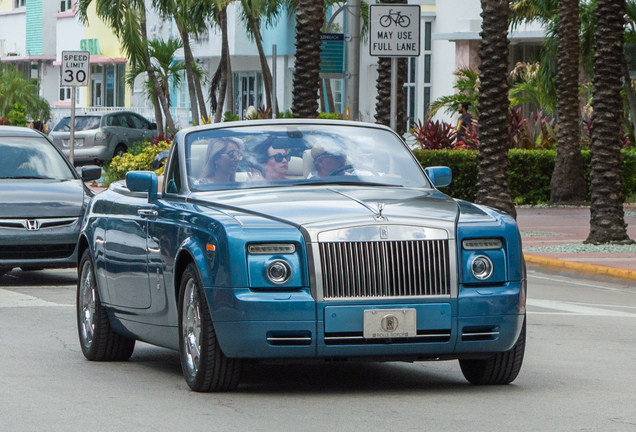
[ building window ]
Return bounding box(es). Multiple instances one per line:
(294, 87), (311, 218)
(422, 20), (433, 119)
(59, 88), (71, 101)
(403, 57), (417, 131)
(60, 0), (72, 12)
(14, 0), (26, 8)
(334, 79), (344, 114)
(233, 72), (264, 119)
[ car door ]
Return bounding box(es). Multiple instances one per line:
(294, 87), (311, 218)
(130, 114), (156, 142)
(116, 113), (141, 147)
(103, 194), (153, 309)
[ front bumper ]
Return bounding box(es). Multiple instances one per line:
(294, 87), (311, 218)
(0, 219), (81, 270)
(207, 282), (525, 359)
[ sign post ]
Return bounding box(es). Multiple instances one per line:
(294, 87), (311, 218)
(60, 51), (90, 165)
(369, 5), (420, 132)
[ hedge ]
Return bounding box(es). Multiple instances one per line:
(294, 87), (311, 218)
(413, 148), (636, 205)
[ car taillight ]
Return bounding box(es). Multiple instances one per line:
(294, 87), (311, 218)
(95, 131), (110, 142)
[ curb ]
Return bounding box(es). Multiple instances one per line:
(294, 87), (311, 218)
(524, 253), (636, 282)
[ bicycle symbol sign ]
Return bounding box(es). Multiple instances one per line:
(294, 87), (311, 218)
(369, 5), (420, 57)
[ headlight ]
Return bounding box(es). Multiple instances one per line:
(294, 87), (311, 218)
(462, 239), (502, 250)
(471, 255), (493, 280)
(248, 243), (296, 254)
(266, 260), (291, 284)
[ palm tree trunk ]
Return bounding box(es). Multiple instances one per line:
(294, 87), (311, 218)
(374, 0), (407, 136)
(214, 57), (227, 123)
(292, 0), (324, 118)
(150, 85), (164, 135)
(622, 57), (636, 137)
(223, 7), (234, 116)
(177, 22), (200, 126)
(140, 8), (175, 134)
(475, 0), (516, 219)
(325, 79), (335, 113)
(550, 0), (586, 204)
(194, 68), (208, 123)
(586, 0), (631, 243)
(249, 17), (273, 116)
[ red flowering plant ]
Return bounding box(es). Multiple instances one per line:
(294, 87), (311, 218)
(410, 119), (457, 150)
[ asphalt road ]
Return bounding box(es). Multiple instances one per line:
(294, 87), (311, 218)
(1, 268), (635, 432)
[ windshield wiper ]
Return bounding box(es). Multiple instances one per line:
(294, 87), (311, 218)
(0, 176), (55, 179)
(292, 180), (401, 188)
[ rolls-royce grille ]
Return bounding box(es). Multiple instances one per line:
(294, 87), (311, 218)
(0, 244), (76, 260)
(319, 240), (451, 299)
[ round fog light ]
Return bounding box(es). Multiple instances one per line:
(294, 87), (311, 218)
(266, 261), (291, 284)
(471, 256), (493, 280)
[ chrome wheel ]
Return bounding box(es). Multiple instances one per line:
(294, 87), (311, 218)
(79, 260), (96, 347)
(182, 278), (202, 376)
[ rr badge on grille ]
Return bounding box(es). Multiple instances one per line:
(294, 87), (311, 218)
(381, 314), (399, 332)
(380, 226), (388, 239)
(25, 220), (40, 231)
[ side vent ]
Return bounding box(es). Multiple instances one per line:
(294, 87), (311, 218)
(266, 331), (312, 346)
(462, 326), (500, 342)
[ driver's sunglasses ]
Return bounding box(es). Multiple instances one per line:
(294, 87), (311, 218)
(269, 153), (291, 163)
(221, 150), (244, 161)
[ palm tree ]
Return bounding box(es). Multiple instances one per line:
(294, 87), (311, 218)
(585, 0), (632, 244)
(126, 37), (186, 134)
(374, 0), (407, 136)
(153, 0), (216, 125)
(240, 0), (282, 116)
(210, 2), (234, 122)
(76, 0), (176, 134)
(550, 0), (586, 204)
(292, 0), (324, 118)
(0, 66), (50, 121)
(475, 0), (516, 218)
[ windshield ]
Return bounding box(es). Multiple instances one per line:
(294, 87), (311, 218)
(0, 137), (75, 180)
(185, 124), (430, 191)
(53, 116), (101, 132)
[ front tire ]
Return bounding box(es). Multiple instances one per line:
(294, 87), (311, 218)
(77, 249), (135, 361)
(178, 263), (241, 392)
(459, 318), (526, 385)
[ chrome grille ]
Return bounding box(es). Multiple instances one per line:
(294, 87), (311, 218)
(319, 240), (451, 299)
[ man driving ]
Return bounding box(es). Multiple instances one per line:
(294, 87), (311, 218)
(307, 142), (371, 178)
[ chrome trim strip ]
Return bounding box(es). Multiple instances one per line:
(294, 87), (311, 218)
(323, 295), (451, 301)
(266, 337), (312, 341)
(462, 332), (500, 337)
(318, 225), (449, 242)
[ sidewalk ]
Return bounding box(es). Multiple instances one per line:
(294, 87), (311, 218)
(517, 204), (636, 281)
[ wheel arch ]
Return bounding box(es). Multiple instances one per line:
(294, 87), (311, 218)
(173, 247), (196, 306)
(77, 233), (90, 267)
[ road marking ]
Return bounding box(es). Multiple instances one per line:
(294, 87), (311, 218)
(527, 299), (636, 317)
(528, 273), (636, 293)
(0, 289), (73, 308)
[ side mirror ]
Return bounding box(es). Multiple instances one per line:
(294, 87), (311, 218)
(81, 165), (102, 182)
(425, 166), (452, 188)
(149, 122), (157, 130)
(126, 171), (158, 202)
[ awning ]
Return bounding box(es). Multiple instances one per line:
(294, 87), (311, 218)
(52, 55), (127, 66)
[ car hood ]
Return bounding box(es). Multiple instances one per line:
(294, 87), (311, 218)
(191, 185), (460, 229)
(0, 179), (86, 218)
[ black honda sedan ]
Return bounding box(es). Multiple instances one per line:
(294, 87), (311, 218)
(0, 126), (101, 278)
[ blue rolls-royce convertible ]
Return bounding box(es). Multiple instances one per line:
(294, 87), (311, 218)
(76, 120), (526, 391)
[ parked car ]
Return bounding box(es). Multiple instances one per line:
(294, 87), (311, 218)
(49, 111), (158, 164)
(76, 120), (526, 392)
(0, 126), (101, 278)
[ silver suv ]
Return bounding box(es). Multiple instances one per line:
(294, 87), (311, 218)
(49, 111), (158, 164)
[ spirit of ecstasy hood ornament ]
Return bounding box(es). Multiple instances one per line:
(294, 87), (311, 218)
(375, 203), (386, 221)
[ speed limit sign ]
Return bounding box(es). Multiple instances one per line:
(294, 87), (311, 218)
(60, 51), (90, 87)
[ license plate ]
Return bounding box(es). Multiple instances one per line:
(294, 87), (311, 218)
(363, 309), (417, 339)
(63, 139), (84, 147)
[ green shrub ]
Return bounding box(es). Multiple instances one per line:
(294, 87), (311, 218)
(7, 103), (28, 127)
(413, 148), (636, 205)
(317, 111), (342, 120)
(103, 140), (171, 186)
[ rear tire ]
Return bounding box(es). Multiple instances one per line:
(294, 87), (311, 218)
(178, 263), (241, 392)
(459, 317), (526, 385)
(77, 249), (135, 361)
(114, 144), (127, 159)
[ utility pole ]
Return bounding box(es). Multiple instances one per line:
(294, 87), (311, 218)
(345, 0), (361, 121)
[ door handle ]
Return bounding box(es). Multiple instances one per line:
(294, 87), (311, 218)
(138, 209), (158, 219)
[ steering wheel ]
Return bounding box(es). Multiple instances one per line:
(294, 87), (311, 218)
(329, 164), (354, 176)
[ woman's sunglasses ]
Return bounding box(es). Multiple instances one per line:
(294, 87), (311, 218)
(269, 153), (291, 163)
(221, 150), (244, 160)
